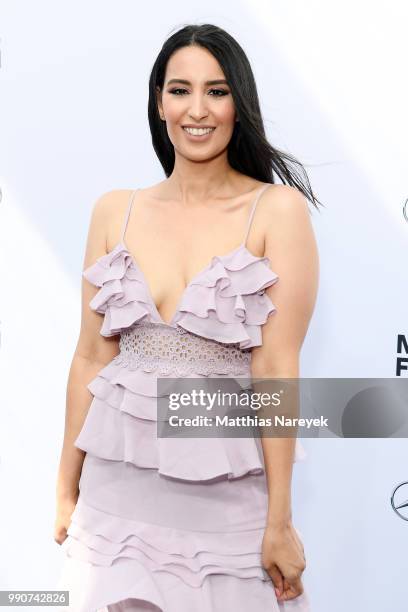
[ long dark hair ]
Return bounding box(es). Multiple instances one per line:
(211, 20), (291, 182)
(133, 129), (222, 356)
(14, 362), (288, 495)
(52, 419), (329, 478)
(148, 23), (323, 210)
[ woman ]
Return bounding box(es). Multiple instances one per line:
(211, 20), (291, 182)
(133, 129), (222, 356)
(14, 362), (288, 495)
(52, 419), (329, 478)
(55, 23), (320, 611)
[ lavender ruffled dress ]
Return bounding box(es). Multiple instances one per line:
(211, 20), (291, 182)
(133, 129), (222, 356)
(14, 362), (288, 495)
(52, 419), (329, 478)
(57, 184), (311, 611)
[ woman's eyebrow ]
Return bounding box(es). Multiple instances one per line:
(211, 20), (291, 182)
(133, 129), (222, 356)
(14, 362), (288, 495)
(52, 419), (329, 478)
(166, 78), (228, 86)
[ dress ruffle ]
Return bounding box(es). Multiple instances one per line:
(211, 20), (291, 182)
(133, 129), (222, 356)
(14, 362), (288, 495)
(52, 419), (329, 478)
(74, 360), (306, 483)
(174, 248), (279, 349)
(64, 497), (267, 586)
(59, 497), (311, 612)
(75, 363), (265, 481)
(82, 244), (154, 336)
(83, 243), (279, 348)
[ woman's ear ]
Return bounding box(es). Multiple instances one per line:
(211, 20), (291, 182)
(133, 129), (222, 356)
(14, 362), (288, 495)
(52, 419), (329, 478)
(156, 86), (165, 121)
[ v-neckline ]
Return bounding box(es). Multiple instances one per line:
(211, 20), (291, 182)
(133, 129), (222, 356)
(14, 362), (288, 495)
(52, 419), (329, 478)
(118, 239), (249, 327)
(117, 183), (271, 327)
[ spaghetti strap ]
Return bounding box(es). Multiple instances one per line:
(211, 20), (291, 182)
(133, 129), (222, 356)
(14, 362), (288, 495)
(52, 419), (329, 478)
(242, 183), (272, 247)
(121, 189), (139, 243)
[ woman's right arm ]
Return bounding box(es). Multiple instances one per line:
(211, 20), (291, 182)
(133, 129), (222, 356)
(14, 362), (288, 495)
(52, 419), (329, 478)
(53, 191), (121, 545)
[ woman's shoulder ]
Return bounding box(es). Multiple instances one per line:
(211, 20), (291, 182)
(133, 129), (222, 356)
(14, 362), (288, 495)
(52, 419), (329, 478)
(254, 183), (310, 228)
(90, 184), (164, 252)
(98, 182), (166, 214)
(86, 189), (133, 254)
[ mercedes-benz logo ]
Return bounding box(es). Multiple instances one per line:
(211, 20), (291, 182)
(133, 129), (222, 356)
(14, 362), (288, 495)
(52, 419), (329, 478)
(391, 481), (408, 520)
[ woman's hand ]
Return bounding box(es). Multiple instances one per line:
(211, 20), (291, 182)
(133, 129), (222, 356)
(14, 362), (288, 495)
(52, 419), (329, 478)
(54, 494), (78, 546)
(261, 521), (306, 602)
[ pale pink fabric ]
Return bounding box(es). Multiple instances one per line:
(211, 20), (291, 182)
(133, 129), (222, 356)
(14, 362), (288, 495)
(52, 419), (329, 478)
(57, 184), (311, 611)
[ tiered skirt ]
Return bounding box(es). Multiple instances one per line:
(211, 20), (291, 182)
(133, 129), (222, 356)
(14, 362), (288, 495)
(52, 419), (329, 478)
(57, 355), (310, 611)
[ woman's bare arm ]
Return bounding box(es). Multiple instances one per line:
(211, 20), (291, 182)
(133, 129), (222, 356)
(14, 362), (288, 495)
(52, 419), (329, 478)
(251, 185), (319, 522)
(250, 185), (319, 600)
(54, 191), (122, 542)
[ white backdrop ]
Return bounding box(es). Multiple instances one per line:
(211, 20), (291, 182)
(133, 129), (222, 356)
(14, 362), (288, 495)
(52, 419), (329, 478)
(0, 1), (407, 610)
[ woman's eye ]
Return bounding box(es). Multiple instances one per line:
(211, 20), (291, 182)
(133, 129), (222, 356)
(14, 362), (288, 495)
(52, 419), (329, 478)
(169, 88), (188, 95)
(209, 89), (229, 97)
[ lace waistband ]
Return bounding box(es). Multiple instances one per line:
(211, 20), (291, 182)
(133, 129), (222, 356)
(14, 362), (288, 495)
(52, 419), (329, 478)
(113, 322), (252, 376)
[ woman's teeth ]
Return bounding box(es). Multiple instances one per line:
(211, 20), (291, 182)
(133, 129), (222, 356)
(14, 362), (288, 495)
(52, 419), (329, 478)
(183, 127), (215, 136)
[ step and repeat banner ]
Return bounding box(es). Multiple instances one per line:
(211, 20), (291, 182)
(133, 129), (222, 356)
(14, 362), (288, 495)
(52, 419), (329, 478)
(1, 1), (406, 611)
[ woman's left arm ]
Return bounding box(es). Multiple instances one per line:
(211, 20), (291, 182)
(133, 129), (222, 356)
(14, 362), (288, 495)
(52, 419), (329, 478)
(250, 184), (319, 600)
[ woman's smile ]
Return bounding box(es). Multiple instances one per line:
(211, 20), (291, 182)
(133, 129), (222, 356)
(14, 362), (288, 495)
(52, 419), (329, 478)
(182, 126), (216, 141)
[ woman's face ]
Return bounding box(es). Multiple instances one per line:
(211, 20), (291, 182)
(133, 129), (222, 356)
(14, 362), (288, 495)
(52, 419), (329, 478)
(157, 45), (237, 161)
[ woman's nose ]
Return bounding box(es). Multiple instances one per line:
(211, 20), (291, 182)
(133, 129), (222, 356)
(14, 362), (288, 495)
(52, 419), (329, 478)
(188, 95), (209, 120)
